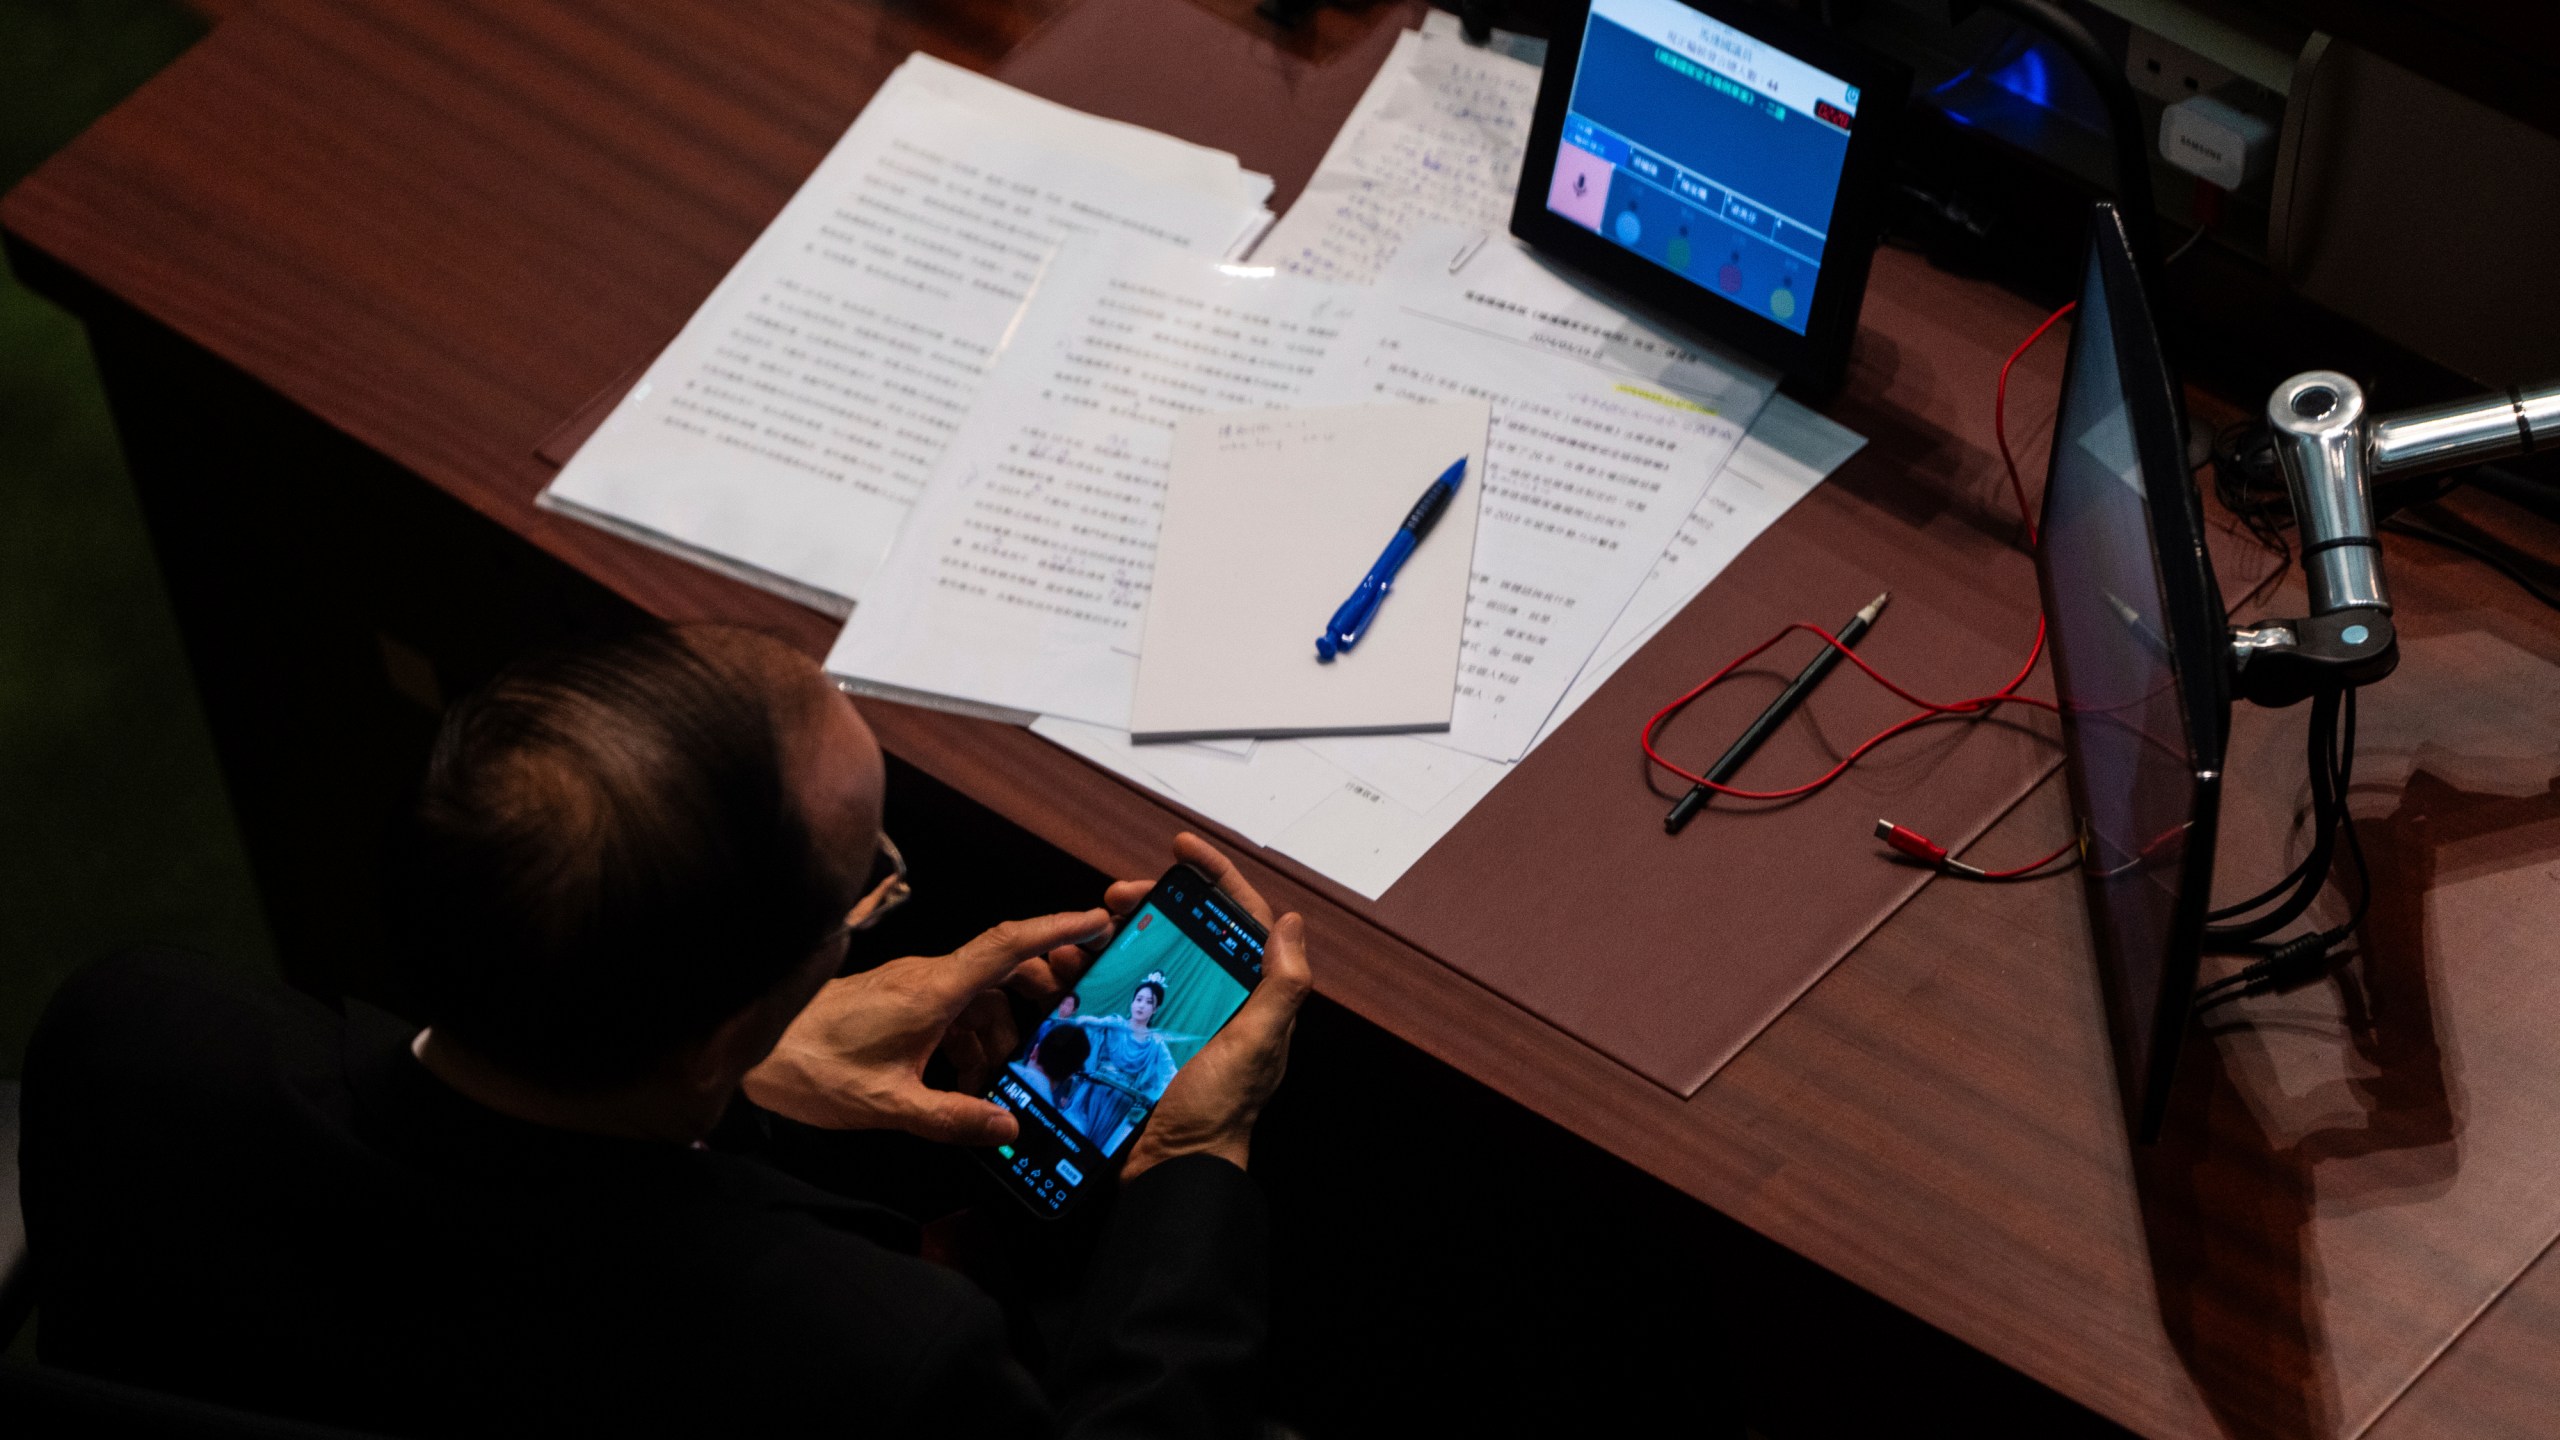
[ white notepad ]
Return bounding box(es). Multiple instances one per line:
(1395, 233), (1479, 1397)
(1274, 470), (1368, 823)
(1129, 400), (1490, 742)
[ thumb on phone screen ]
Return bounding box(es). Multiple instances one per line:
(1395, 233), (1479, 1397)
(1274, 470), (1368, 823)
(1122, 912), (1311, 1180)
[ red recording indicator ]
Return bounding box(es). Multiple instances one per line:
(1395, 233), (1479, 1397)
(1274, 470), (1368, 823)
(1813, 98), (1854, 129)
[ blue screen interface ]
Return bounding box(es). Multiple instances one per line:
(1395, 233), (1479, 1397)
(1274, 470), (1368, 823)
(1547, 0), (1859, 336)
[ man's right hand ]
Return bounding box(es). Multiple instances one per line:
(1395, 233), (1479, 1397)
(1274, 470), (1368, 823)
(1120, 835), (1314, 1181)
(742, 908), (1111, 1146)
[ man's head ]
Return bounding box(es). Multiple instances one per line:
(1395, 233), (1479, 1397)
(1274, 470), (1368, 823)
(396, 625), (884, 1095)
(1032, 1024), (1090, 1090)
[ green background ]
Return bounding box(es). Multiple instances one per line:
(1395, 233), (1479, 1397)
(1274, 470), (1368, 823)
(1, 0), (275, 1079)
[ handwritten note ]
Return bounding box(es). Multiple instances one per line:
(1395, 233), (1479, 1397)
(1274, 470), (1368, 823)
(1252, 26), (1544, 285)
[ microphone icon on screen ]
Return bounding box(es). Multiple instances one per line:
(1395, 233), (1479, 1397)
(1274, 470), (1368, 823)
(1573, 173), (1587, 196)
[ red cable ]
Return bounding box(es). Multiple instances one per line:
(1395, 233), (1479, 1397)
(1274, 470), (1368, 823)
(1643, 301), (2081, 874)
(1877, 822), (2076, 881)
(1970, 840), (2080, 880)
(1637, 627), (2057, 802)
(1994, 302), (2075, 549)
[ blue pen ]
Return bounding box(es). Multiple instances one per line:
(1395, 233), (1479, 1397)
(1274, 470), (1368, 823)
(1316, 457), (1468, 662)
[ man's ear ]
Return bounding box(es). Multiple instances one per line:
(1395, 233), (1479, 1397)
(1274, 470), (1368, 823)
(676, 1002), (759, 1103)
(686, 944), (843, 1100)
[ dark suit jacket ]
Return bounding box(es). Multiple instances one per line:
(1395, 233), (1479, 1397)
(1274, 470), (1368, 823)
(20, 948), (1268, 1438)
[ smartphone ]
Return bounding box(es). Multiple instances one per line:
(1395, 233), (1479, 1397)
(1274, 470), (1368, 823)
(978, 863), (1266, 1217)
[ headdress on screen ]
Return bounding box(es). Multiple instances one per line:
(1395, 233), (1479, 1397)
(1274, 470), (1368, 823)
(1134, 970), (1170, 1004)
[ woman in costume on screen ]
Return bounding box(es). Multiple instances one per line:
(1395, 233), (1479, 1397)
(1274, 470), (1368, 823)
(1061, 971), (1181, 1154)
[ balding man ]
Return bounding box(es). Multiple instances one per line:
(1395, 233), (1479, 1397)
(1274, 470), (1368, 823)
(22, 625), (1311, 1438)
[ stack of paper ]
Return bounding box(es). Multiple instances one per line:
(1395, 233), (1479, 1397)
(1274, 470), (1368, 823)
(825, 217), (1783, 742)
(807, 14), (1860, 902)
(1034, 386), (1864, 899)
(988, 22), (1869, 900)
(1322, 229), (1778, 762)
(540, 55), (1276, 613)
(535, 21), (1869, 905)
(822, 238), (1371, 726)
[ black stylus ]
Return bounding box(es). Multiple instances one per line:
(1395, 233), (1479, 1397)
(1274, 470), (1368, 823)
(1663, 591), (1890, 835)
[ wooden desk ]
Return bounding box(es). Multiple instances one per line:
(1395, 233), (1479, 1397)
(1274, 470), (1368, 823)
(10, 2), (2560, 1434)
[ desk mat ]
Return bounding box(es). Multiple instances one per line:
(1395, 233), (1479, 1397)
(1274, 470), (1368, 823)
(1356, 252), (2068, 1094)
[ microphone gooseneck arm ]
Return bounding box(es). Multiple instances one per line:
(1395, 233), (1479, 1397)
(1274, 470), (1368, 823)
(2238, 371), (2560, 705)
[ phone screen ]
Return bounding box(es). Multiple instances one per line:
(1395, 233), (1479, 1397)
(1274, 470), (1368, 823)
(983, 866), (1264, 1215)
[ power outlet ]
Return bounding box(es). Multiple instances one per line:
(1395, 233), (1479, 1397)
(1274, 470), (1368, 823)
(2124, 26), (2235, 104)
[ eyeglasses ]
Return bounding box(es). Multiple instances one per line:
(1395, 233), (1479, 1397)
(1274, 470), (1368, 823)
(843, 834), (911, 933)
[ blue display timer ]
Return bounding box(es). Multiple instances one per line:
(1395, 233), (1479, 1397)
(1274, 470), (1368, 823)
(1545, 0), (1859, 337)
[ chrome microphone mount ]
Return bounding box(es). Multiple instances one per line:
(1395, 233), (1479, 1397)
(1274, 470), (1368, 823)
(2229, 372), (2560, 707)
(2198, 372), (2554, 990)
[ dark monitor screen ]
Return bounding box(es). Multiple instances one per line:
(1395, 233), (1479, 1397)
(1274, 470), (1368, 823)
(2034, 203), (2229, 1141)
